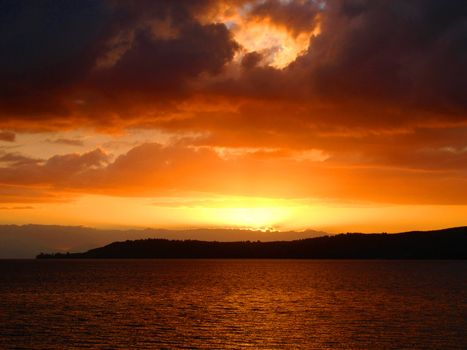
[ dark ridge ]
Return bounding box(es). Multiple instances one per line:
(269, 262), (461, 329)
(37, 226), (467, 259)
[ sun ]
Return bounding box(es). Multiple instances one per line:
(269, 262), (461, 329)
(190, 196), (295, 230)
(212, 206), (289, 230)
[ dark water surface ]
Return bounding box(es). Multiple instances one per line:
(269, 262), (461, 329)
(1, 260), (466, 349)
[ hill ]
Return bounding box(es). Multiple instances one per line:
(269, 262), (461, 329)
(0, 224), (325, 258)
(37, 227), (467, 259)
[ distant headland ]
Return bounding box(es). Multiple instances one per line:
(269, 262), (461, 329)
(37, 227), (467, 259)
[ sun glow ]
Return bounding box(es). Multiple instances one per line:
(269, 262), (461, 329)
(167, 195), (297, 230)
(202, 206), (292, 230)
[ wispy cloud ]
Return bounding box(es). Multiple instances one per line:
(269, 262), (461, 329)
(46, 138), (84, 146)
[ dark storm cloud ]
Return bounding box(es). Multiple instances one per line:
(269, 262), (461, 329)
(302, 0), (467, 116)
(93, 22), (237, 96)
(0, 0), (238, 125)
(241, 51), (263, 69)
(0, 0), (465, 128)
(0, 0), (109, 117)
(209, 0), (467, 128)
(249, 0), (322, 35)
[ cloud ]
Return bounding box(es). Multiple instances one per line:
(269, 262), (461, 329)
(0, 152), (42, 166)
(0, 185), (72, 204)
(0, 131), (15, 142)
(0, 0), (109, 120)
(0, 0), (464, 132)
(240, 51), (263, 69)
(249, 0), (322, 36)
(0, 149), (110, 186)
(0, 0), (238, 130)
(300, 0), (467, 117)
(0, 142), (466, 205)
(0, 206), (34, 210)
(0, 0), (465, 208)
(46, 138), (84, 146)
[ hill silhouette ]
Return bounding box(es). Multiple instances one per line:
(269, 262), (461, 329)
(0, 224), (326, 258)
(37, 227), (467, 259)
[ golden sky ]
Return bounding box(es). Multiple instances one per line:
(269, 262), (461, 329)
(0, 0), (466, 234)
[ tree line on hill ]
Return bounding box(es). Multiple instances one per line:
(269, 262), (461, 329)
(37, 227), (467, 259)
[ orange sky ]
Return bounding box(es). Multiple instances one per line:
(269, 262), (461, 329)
(0, 0), (466, 234)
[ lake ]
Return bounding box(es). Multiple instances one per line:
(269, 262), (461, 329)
(1, 260), (466, 349)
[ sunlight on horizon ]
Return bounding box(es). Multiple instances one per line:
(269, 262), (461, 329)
(1, 194), (466, 234)
(197, 206), (292, 230)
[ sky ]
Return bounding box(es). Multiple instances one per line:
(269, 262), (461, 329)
(0, 0), (466, 234)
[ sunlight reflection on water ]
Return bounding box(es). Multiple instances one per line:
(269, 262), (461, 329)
(1, 260), (466, 349)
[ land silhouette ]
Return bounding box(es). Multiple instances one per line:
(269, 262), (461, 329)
(0, 225), (326, 258)
(37, 227), (467, 259)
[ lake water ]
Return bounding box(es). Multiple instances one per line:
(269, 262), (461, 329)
(0, 260), (466, 349)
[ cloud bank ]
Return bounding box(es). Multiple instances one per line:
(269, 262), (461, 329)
(0, 0), (466, 208)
